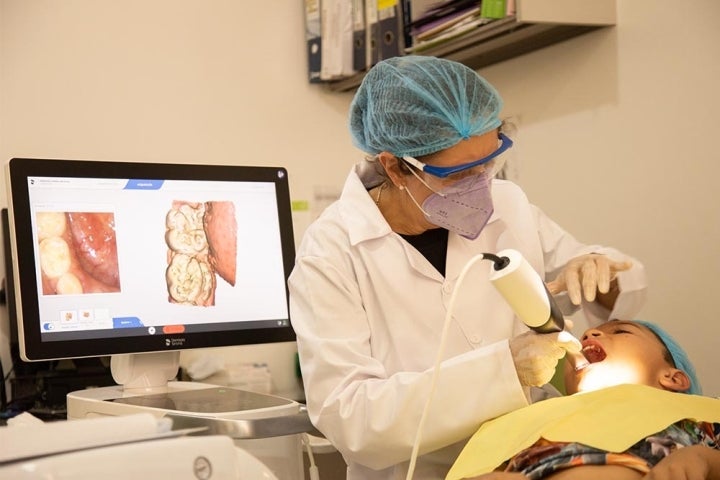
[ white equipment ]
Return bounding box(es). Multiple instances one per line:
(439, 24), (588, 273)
(65, 353), (315, 480)
(0, 413), (279, 479)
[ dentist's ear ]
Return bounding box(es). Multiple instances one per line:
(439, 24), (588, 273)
(377, 153), (405, 187)
(659, 368), (691, 393)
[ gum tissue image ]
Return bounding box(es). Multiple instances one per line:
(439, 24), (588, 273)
(36, 212), (121, 295)
(165, 201), (237, 306)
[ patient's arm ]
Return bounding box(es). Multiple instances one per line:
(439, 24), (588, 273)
(644, 445), (720, 480)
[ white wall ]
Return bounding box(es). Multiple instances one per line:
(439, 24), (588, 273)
(1, 0), (718, 399)
(0, 0), (360, 398)
(479, 0), (720, 396)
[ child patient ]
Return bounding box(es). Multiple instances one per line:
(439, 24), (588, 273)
(446, 320), (720, 480)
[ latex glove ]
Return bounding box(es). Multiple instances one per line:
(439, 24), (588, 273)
(509, 331), (582, 387)
(546, 254), (632, 305)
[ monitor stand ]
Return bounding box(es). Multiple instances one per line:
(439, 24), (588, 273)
(67, 352), (312, 480)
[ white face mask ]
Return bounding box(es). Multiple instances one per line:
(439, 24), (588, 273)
(404, 171), (493, 240)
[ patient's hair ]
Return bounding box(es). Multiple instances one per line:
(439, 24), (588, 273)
(634, 320), (702, 395)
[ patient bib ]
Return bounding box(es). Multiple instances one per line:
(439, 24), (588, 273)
(446, 384), (720, 480)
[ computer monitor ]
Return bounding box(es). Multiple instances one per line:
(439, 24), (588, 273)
(5, 157), (296, 390)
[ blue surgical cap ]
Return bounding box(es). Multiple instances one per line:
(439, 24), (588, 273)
(634, 320), (702, 395)
(349, 56), (503, 158)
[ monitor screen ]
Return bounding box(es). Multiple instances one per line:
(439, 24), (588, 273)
(6, 157), (296, 362)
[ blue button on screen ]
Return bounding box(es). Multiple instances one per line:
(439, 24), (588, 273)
(124, 179), (164, 190)
(113, 317), (144, 328)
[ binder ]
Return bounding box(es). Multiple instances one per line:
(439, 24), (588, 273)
(305, 0), (323, 82)
(365, 0), (380, 68)
(340, 0), (356, 76)
(320, 0), (339, 80)
(412, 6), (479, 42)
(320, 0), (355, 80)
(377, 0), (403, 61)
(352, 0), (366, 72)
(400, 0), (412, 52)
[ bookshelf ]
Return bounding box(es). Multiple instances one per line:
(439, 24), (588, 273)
(325, 0), (616, 92)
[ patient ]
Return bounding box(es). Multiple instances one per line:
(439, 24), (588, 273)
(446, 320), (720, 480)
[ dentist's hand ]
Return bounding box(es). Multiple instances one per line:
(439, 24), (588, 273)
(546, 254), (632, 306)
(509, 331), (582, 387)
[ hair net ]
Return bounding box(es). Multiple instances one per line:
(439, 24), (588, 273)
(349, 56), (503, 158)
(634, 320), (702, 395)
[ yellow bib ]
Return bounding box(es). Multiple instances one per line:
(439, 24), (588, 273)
(447, 384), (720, 480)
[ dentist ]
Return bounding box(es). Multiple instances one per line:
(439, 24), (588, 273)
(289, 56), (647, 480)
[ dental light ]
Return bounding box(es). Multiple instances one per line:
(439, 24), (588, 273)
(576, 362), (642, 394)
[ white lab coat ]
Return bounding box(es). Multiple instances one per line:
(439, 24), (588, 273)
(288, 166), (647, 480)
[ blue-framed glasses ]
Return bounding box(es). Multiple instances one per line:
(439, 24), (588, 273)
(402, 133), (513, 179)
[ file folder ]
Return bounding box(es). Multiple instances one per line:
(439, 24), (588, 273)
(401, 0), (443, 51)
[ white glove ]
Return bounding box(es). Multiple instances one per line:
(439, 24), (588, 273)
(509, 331), (582, 387)
(546, 254), (632, 305)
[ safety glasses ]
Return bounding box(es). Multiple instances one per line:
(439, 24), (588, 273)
(402, 133), (513, 179)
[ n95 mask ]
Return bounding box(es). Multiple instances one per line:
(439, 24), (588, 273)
(406, 171), (494, 240)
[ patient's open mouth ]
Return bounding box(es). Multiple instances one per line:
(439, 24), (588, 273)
(581, 340), (607, 363)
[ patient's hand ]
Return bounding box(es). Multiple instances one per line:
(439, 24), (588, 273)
(644, 445), (720, 479)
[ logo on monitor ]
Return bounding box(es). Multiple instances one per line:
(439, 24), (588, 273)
(165, 338), (186, 347)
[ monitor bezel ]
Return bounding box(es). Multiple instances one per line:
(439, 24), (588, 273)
(6, 157), (297, 361)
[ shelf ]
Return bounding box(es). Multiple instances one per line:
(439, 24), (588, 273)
(324, 0), (617, 92)
(327, 18), (607, 92)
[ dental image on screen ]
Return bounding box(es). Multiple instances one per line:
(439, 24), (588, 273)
(28, 175), (288, 342)
(36, 211), (121, 295)
(165, 200), (238, 306)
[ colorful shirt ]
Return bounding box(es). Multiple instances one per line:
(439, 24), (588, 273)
(446, 385), (720, 480)
(506, 420), (720, 479)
